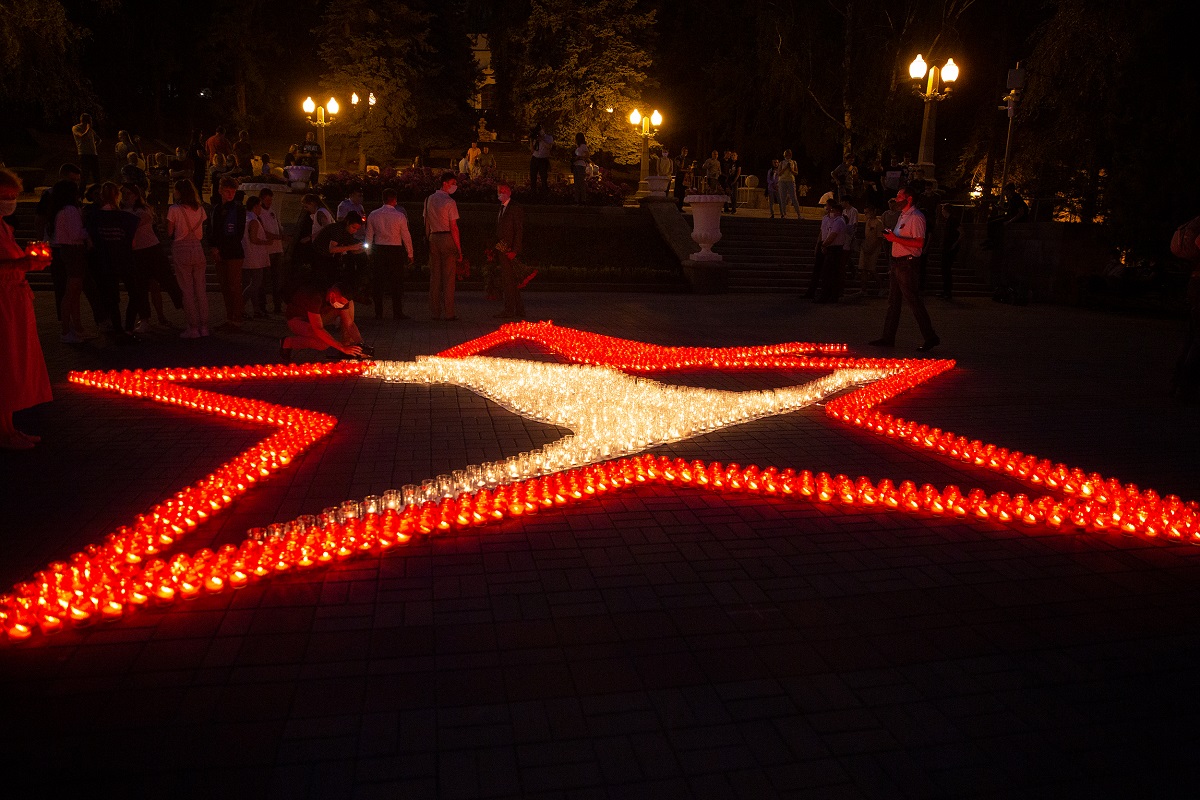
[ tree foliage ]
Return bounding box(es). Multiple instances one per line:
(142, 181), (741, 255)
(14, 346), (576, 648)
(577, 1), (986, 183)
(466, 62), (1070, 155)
(0, 0), (94, 117)
(316, 0), (478, 161)
(507, 0), (657, 164)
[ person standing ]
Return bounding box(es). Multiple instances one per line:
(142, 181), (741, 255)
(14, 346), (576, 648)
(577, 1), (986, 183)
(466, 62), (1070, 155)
(113, 131), (137, 179)
(242, 195), (273, 317)
(337, 189), (365, 221)
(478, 146), (497, 176)
(766, 160), (781, 219)
(48, 180), (91, 342)
(856, 204), (884, 296)
(831, 154), (858, 202)
(292, 194), (333, 270)
(673, 147), (690, 210)
(365, 188), (414, 320)
(86, 182), (141, 342)
(120, 184), (159, 334)
(311, 212), (366, 288)
(188, 132), (207, 189)
(301, 131), (323, 186)
(0, 167), (53, 449)
(256, 188), (286, 313)
(232, 130), (254, 174)
(492, 181), (526, 319)
(529, 125), (553, 191)
(808, 200), (847, 303)
(572, 133), (590, 205)
(166, 180), (209, 338)
(724, 152), (742, 213)
(72, 114), (102, 187)
(871, 185), (940, 351)
(702, 151), (722, 194)
(777, 150), (801, 219)
(207, 176), (246, 331)
(205, 127), (232, 160)
(423, 172), (462, 320)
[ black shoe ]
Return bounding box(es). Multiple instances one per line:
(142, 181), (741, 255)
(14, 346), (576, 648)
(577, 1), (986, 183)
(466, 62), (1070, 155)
(868, 338), (894, 347)
(917, 337), (941, 352)
(279, 338), (292, 364)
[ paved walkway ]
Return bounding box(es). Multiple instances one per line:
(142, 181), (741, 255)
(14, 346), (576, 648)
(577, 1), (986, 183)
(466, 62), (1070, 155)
(3, 289), (1199, 798)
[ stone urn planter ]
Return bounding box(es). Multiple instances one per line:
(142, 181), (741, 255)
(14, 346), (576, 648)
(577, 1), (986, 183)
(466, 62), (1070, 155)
(646, 174), (672, 197)
(284, 165), (313, 190)
(684, 194), (727, 261)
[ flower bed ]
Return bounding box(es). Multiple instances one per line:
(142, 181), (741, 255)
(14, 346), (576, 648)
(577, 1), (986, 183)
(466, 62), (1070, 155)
(318, 168), (629, 207)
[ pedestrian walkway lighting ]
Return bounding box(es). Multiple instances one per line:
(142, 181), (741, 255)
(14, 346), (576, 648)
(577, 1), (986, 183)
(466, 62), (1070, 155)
(909, 55), (960, 185)
(351, 92), (359, 106)
(628, 108), (663, 196)
(302, 95), (339, 176)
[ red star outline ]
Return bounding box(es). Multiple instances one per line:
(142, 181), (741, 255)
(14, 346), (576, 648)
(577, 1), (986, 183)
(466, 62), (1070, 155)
(2, 322), (1196, 642)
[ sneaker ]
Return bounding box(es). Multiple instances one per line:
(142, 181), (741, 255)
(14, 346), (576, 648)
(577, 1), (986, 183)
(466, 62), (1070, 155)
(180, 328), (201, 339)
(60, 331), (84, 344)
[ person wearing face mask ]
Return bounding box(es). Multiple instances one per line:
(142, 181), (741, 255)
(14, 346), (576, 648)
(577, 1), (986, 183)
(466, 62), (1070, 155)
(280, 282), (367, 363)
(0, 167), (53, 449)
(492, 181), (527, 319)
(422, 172), (463, 321)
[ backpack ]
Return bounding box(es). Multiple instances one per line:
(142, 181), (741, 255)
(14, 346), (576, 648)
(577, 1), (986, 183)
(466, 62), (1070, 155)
(1170, 215), (1200, 261)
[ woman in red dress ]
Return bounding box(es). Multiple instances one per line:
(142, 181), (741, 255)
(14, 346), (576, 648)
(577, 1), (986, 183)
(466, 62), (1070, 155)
(0, 167), (53, 449)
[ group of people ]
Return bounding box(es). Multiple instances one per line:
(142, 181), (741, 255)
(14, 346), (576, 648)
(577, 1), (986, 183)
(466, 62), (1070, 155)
(455, 142), (497, 180)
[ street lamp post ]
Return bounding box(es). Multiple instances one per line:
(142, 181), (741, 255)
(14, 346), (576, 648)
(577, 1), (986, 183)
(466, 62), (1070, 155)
(629, 109), (662, 197)
(302, 95), (339, 177)
(909, 55), (959, 185)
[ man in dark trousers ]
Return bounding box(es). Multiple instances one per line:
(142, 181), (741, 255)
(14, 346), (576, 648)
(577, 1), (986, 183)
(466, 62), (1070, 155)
(870, 184), (940, 352)
(493, 180), (527, 319)
(365, 189), (415, 319)
(206, 176), (246, 331)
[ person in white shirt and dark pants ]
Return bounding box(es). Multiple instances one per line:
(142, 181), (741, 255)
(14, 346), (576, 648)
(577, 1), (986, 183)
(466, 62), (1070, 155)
(871, 185), (940, 352)
(365, 188), (415, 319)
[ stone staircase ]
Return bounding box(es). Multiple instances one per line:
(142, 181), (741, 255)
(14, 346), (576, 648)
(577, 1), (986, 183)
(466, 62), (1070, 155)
(708, 215), (992, 296)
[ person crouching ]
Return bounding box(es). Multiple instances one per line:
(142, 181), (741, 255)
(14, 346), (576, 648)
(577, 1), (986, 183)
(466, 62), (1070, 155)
(280, 282), (372, 362)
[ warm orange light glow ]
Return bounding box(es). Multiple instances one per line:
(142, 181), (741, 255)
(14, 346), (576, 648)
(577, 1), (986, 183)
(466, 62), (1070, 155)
(650, 110), (662, 126)
(629, 109), (642, 125)
(326, 97), (339, 115)
(302, 96), (316, 114)
(910, 54), (928, 80)
(942, 58), (959, 83)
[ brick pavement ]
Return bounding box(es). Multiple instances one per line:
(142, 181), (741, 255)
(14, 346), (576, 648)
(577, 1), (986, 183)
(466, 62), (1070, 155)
(2, 290), (1200, 797)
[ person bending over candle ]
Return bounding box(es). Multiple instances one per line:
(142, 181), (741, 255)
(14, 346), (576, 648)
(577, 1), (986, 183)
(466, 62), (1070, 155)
(279, 282), (373, 363)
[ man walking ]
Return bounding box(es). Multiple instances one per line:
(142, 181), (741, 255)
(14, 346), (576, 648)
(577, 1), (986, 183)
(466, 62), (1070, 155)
(870, 185), (940, 351)
(72, 114), (102, 187)
(423, 172), (462, 320)
(365, 189), (415, 319)
(493, 181), (527, 319)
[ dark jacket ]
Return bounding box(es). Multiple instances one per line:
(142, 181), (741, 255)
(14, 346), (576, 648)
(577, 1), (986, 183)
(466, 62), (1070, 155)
(208, 198), (246, 259)
(496, 201), (525, 255)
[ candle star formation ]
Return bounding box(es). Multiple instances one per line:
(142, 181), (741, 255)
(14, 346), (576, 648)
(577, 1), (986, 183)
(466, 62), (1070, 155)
(1, 323), (1196, 643)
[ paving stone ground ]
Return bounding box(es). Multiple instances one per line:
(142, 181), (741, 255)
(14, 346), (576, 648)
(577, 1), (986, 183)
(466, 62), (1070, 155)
(3, 288), (1200, 798)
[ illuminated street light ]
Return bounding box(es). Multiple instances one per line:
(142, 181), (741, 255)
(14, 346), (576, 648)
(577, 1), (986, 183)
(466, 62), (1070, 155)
(302, 95), (338, 177)
(909, 55), (960, 186)
(629, 108), (662, 197)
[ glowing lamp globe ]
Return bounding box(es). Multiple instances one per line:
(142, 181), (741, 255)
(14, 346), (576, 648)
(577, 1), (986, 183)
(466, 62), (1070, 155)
(942, 58), (960, 83)
(629, 109), (642, 125)
(909, 54), (928, 80)
(351, 92), (360, 105)
(302, 97), (316, 114)
(650, 110), (663, 127)
(368, 92), (376, 106)
(327, 97), (339, 115)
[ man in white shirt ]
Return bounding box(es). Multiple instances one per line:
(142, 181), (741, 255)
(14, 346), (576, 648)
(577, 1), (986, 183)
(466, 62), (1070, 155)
(423, 172), (462, 320)
(366, 188), (415, 319)
(808, 201), (848, 302)
(256, 188), (287, 313)
(871, 185), (940, 351)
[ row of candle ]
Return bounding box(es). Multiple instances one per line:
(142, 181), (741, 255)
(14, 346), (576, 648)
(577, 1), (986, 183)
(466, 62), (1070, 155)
(436, 321), (856, 371)
(8, 452), (1197, 642)
(0, 363), (351, 642)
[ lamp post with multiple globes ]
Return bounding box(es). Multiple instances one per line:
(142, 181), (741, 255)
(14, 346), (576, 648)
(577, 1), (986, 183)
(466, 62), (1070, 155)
(628, 108), (662, 197)
(302, 96), (339, 177)
(908, 55), (959, 185)
(350, 92), (377, 172)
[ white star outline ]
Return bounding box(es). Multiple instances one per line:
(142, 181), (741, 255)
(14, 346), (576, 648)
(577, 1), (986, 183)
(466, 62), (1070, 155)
(364, 356), (896, 501)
